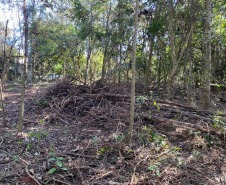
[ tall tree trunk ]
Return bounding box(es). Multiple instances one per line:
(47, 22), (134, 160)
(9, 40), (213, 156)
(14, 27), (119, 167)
(145, 35), (155, 93)
(32, 33), (37, 83)
(77, 53), (82, 82)
(71, 56), (76, 78)
(186, 0), (194, 105)
(101, 1), (111, 84)
(18, 0), (28, 132)
(167, 0), (177, 100)
(2, 20), (9, 91)
(145, 4), (158, 94)
(202, 0), (211, 109)
(84, 3), (93, 85)
(118, 0), (124, 86)
(128, 0), (139, 141)
(163, 0), (194, 100)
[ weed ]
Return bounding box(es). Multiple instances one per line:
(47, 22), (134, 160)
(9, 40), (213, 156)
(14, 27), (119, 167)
(212, 115), (226, 132)
(27, 131), (48, 140)
(175, 157), (185, 167)
(147, 161), (161, 176)
(139, 126), (168, 150)
(48, 153), (68, 174)
(191, 150), (203, 160)
(36, 99), (49, 106)
(113, 133), (124, 144)
(99, 147), (111, 154)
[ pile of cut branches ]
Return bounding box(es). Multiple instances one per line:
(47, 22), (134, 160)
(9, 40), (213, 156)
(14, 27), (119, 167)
(18, 79), (224, 185)
(36, 79), (225, 138)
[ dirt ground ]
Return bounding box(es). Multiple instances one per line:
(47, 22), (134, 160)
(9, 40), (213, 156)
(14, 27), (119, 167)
(0, 80), (225, 185)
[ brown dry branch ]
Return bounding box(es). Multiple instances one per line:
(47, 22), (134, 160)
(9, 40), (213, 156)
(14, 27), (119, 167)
(140, 114), (223, 136)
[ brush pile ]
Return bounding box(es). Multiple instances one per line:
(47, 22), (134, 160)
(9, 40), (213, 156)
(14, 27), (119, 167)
(36, 79), (225, 137)
(23, 79), (225, 184)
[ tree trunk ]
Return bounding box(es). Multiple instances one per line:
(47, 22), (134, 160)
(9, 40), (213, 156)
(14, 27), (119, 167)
(2, 20), (9, 91)
(167, 0), (177, 100)
(145, 35), (155, 93)
(18, 0), (28, 132)
(118, 0), (124, 86)
(77, 54), (82, 82)
(187, 0), (194, 105)
(101, 1), (111, 84)
(128, 0), (139, 141)
(84, 3), (93, 85)
(145, 4), (158, 94)
(164, 0), (194, 101)
(201, 0), (211, 110)
(0, 79), (6, 127)
(32, 34), (37, 83)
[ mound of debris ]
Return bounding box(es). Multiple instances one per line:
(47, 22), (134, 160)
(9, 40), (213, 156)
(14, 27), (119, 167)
(33, 79), (224, 138)
(15, 79), (225, 184)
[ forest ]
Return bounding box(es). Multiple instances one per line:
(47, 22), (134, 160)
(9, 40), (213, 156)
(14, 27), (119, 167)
(0, 0), (225, 184)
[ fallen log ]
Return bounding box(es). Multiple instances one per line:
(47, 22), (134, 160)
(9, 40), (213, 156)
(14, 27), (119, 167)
(98, 93), (226, 117)
(86, 93), (130, 99)
(154, 99), (226, 117)
(159, 106), (212, 122)
(140, 114), (224, 137)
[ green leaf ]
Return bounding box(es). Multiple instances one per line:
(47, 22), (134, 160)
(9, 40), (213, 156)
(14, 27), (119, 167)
(40, 119), (44, 123)
(43, 132), (48, 138)
(35, 134), (41, 140)
(154, 102), (157, 106)
(48, 158), (56, 161)
(13, 156), (18, 162)
(58, 157), (64, 160)
(48, 168), (56, 174)
(28, 133), (35, 137)
(27, 144), (31, 150)
(56, 160), (63, 167)
(61, 167), (68, 171)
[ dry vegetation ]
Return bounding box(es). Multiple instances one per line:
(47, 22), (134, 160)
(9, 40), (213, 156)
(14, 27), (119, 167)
(0, 79), (225, 184)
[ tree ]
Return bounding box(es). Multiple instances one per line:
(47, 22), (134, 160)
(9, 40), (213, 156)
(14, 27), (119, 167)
(201, 0), (211, 109)
(18, 0), (28, 132)
(128, 0), (139, 141)
(101, 0), (111, 84)
(144, 3), (159, 94)
(162, 0), (194, 100)
(2, 20), (8, 90)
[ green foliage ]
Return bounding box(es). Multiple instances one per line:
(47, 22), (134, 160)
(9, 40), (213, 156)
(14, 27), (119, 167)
(27, 131), (48, 140)
(148, 17), (166, 34)
(13, 155), (19, 162)
(47, 153), (67, 174)
(136, 96), (148, 109)
(36, 99), (49, 106)
(113, 133), (125, 144)
(99, 147), (111, 154)
(211, 115), (226, 132)
(48, 168), (56, 174)
(139, 126), (168, 149)
(147, 161), (161, 176)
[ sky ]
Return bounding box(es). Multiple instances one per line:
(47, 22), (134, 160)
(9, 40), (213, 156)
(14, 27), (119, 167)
(0, 1), (22, 33)
(0, 1), (24, 53)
